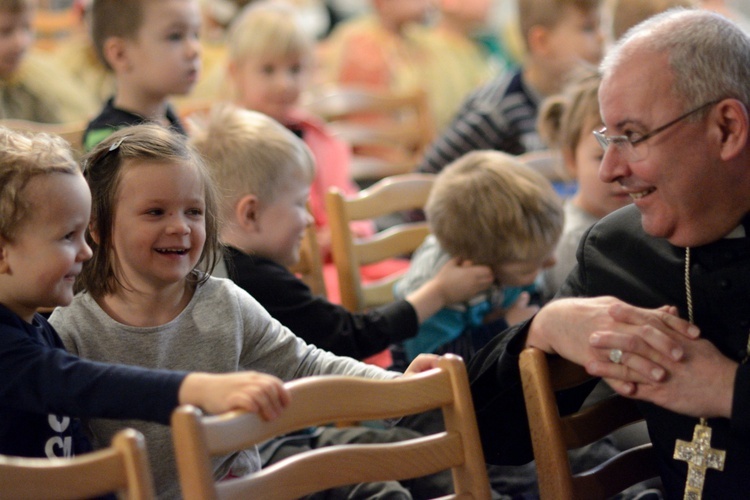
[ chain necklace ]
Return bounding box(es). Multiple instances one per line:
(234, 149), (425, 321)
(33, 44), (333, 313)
(673, 247), (726, 500)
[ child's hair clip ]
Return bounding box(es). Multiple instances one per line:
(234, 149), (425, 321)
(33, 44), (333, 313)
(83, 135), (132, 174)
(109, 135), (130, 152)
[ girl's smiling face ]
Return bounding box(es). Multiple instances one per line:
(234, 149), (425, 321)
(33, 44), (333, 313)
(109, 160), (207, 292)
(230, 52), (307, 124)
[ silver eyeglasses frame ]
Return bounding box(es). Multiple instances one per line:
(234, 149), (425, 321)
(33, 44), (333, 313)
(593, 99), (720, 161)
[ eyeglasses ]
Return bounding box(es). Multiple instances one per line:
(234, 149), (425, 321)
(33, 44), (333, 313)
(593, 100), (720, 161)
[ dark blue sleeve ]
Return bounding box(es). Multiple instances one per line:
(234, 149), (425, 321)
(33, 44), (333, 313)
(0, 311), (186, 425)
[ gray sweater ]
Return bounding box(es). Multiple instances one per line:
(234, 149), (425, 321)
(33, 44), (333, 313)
(50, 276), (397, 499)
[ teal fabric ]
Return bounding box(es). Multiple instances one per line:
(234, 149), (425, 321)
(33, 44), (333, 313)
(402, 283), (536, 361)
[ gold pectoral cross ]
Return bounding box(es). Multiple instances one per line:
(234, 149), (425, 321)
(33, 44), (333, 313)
(673, 421), (726, 500)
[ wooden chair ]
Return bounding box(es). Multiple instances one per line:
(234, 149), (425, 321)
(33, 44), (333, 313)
(325, 173), (435, 312)
(519, 347), (659, 499)
(303, 86), (435, 183)
(0, 118), (88, 158)
(0, 428), (155, 500)
(171, 354), (492, 500)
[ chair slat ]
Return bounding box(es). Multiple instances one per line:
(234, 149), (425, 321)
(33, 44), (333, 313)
(172, 355), (492, 500)
(326, 174), (435, 312)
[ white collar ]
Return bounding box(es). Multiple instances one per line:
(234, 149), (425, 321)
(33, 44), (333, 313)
(725, 225), (746, 239)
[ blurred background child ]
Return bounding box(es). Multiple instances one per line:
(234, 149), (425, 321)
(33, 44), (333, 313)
(50, 0), (114, 107)
(417, 0), (605, 174)
(0, 0), (97, 122)
(537, 69), (632, 300)
(415, 0), (498, 133)
(82, 0), (201, 150)
(318, 0), (433, 94)
(222, 0), (370, 259)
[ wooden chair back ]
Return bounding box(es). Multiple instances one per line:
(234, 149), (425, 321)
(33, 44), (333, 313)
(0, 428), (155, 500)
(519, 347), (658, 499)
(171, 354), (492, 500)
(0, 118), (88, 159)
(325, 173), (434, 312)
(303, 86), (434, 183)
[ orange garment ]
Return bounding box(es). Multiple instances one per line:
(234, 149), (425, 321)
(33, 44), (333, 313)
(319, 15), (428, 93)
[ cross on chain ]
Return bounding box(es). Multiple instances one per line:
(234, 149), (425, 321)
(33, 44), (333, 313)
(673, 422), (726, 500)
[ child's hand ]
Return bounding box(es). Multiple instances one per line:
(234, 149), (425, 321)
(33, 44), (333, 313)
(402, 353), (440, 376)
(179, 372), (291, 421)
(433, 257), (494, 304)
(504, 292), (539, 326)
(407, 258), (493, 324)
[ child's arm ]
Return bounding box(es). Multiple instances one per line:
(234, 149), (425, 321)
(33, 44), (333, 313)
(179, 371), (291, 421)
(405, 257), (494, 324)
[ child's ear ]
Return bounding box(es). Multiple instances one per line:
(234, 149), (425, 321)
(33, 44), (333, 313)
(227, 59), (249, 92)
(527, 25), (551, 57)
(103, 37), (131, 73)
(88, 221), (100, 245)
(0, 239), (10, 275)
(236, 194), (261, 231)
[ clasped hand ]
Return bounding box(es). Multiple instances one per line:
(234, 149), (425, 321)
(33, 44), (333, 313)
(527, 296), (737, 418)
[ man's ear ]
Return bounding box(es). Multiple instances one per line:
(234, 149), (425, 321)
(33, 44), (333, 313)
(714, 98), (749, 161)
(235, 194), (261, 231)
(103, 36), (131, 73)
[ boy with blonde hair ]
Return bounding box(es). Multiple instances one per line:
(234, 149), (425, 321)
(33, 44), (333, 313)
(192, 104), (493, 361)
(82, 0), (202, 150)
(418, 0), (604, 173)
(396, 150), (564, 362)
